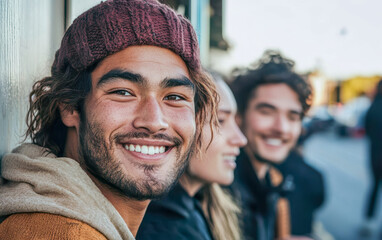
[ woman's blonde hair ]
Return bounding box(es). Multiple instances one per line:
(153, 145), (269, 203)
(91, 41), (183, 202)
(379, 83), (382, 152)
(201, 183), (242, 240)
(179, 69), (241, 240)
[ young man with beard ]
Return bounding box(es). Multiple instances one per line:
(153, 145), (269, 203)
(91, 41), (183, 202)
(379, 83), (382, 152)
(230, 50), (312, 240)
(0, 0), (218, 239)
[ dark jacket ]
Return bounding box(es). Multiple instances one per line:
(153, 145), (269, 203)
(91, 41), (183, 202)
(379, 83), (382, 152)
(365, 95), (382, 175)
(230, 150), (292, 240)
(276, 150), (325, 235)
(136, 184), (213, 240)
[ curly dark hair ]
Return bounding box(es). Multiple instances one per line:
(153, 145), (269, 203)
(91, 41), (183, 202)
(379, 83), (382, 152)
(26, 63), (219, 157)
(230, 50), (312, 117)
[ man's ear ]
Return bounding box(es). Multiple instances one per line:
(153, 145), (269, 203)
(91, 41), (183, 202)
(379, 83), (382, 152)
(59, 104), (80, 129)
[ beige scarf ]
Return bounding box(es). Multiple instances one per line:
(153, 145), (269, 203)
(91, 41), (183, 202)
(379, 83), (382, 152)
(0, 143), (135, 240)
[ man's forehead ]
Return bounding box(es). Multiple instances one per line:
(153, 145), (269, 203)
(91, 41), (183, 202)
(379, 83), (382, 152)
(91, 46), (191, 86)
(250, 83), (302, 111)
(106, 46), (187, 66)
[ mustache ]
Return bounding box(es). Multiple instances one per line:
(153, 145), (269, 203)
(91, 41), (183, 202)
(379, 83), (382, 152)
(113, 132), (182, 146)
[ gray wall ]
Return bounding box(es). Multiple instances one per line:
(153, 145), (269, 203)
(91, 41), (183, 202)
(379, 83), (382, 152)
(0, 0), (106, 159)
(0, 0), (65, 159)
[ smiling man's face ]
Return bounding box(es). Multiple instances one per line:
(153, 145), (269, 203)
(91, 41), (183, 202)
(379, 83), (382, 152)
(242, 83), (302, 165)
(64, 45), (196, 200)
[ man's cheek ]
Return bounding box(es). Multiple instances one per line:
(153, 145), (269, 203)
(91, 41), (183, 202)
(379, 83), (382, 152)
(292, 125), (302, 141)
(177, 111), (196, 133)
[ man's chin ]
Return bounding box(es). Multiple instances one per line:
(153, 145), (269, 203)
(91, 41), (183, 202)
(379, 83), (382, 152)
(125, 179), (178, 201)
(253, 152), (286, 165)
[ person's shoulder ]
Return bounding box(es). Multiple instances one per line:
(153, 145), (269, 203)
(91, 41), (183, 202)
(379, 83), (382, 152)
(137, 216), (209, 240)
(138, 195), (203, 240)
(145, 185), (196, 220)
(0, 213), (106, 240)
(137, 219), (193, 240)
(140, 196), (192, 229)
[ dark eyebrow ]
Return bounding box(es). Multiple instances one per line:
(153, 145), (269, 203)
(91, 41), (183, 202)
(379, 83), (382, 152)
(256, 102), (303, 118)
(160, 76), (195, 92)
(96, 69), (144, 87)
(255, 102), (277, 110)
(289, 109), (304, 119)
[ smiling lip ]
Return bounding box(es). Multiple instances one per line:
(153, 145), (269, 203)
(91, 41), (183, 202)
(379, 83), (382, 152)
(262, 136), (286, 147)
(125, 144), (167, 154)
(119, 139), (176, 162)
(223, 155), (237, 169)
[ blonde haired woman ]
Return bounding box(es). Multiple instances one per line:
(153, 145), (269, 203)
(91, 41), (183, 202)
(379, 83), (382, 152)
(136, 71), (247, 240)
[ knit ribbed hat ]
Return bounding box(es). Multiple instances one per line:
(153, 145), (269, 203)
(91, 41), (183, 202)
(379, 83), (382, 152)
(52, 0), (200, 74)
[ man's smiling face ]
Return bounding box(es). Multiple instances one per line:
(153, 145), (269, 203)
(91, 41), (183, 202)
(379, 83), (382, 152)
(67, 46), (196, 200)
(242, 83), (302, 165)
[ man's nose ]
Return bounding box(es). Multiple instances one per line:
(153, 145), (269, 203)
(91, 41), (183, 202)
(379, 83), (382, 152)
(133, 97), (169, 133)
(273, 114), (290, 134)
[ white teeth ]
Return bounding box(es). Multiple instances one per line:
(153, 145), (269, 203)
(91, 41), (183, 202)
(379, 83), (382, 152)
(141, 145), (148, 154)
(266, 138), (282, 146)
(135, 145), (141, 152)
(124, 144), (168, 155)
(148, 146), (155, 155)
(159, 146), (165, 153)
(224, 156), (236, 161)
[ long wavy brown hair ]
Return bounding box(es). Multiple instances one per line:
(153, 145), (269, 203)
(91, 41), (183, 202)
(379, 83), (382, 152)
(26, 62), (218, 157)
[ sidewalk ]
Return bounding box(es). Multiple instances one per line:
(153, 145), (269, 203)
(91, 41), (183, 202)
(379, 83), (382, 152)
(303, 131), (382, 240)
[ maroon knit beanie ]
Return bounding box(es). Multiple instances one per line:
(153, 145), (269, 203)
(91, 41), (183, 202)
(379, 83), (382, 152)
(52, 0), (200, 75)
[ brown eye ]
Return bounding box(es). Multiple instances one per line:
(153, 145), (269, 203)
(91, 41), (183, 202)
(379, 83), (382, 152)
(288, 113), (302, 122)
(164, 95), (184, 101)
(111, 90), (132, 96)
(258, 108), (273, 115)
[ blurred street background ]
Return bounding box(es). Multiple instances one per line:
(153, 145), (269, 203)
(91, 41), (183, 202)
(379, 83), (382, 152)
(304, 131), (382, 240)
